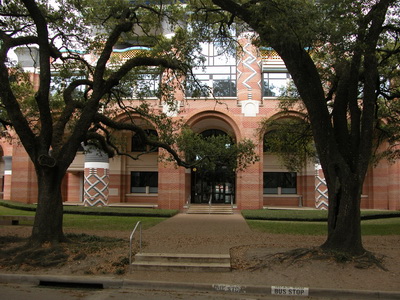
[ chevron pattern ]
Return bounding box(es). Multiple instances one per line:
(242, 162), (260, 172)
(240, 42), (261, 90)
(84, 168), (109, 207)
(315, 171), (329, 210)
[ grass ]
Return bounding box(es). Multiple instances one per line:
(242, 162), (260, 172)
(361, 218), (400, 235)
(242, 208), (400, 221)
(1, 202), (399, 236)
(247, 220), (328, 235)
(242, 209), (328, 221)
(0, 200), (178, 217)
(247, 218), (400, 235)
(0, 206), (167, 230)
(63, 214), (166, 231)
(0, 206), (35, 216)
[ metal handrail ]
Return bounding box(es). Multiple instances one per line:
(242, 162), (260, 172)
(129, 221), (142, 268)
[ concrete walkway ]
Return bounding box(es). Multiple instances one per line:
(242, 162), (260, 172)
(1, 213), (400, 299)
(141, 213), (254, 254)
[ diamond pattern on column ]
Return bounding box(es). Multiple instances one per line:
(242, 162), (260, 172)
(84, 168), (109, 207)
(315, 168), (328, 210)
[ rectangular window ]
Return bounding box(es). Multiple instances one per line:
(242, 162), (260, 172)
(50, 74), (87, 97)
(263, 72), (292, 97)
(263, 172), (297, 194)
(130, 73), (160, 98)
(131, 130), (158, 152)
(119, 73), (160, 99)
(131, 171), (158, 194)
(185, 42), (237, 98)
(213, 75), (236, 97)
(185, 74), (236, 98)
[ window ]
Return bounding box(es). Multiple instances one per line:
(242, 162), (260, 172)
(132, 73), (160, 98)
(119, 73), (160, 99)
(263, 72), (292, 97)
(213, 75), (236, 97)
(131, 129), (158, 152)
(50, 74), (87, 97)
(131, 171), (158, 194)
(186, 42), (237, 98)
(263, 172), (297, 194)
(186, 70), (237, 98)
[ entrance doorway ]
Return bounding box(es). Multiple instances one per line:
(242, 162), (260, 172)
(191, 166), (235, 205)
(188, 128), (237, 205)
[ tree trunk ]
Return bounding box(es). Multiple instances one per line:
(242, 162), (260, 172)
(321, 165), (365, 256)
(30, 166), (66, 245)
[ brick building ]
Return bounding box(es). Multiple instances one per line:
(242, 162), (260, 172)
(1, 35), (399, 211)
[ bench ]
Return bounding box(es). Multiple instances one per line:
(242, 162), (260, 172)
(0, 215), (35, 225)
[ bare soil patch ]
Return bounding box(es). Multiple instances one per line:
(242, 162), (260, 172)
(0, 225), (399, 292)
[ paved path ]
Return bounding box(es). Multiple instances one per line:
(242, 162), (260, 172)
(142, 213), (255, 254)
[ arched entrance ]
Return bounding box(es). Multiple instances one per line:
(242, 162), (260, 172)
(190, 129), (236, 205)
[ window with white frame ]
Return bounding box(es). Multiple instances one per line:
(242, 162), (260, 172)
(50, 74), (87, 97)
(131, 129), (158, 152)
(263, 172), (297, 194)
(186, 42), (236, 98)
(262, 72), (292, 98)
(131, 171), (158, 194)
(119, 72), (160, 99)
(132, 73), (160, 98)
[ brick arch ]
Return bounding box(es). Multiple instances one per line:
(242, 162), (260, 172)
(185, 110), (242, 141)
(261, 110), (308, 140)
(266, 110), (307, 123)
(112, 113), (158, 130)
(110, 113), (160, 152)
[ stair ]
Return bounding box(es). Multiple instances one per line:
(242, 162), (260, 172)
(186, 204), (233, 214)
(131, 253), (231, 272)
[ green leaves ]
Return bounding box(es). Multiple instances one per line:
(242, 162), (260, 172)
(176, 127), (259, 171)
(260, 117), (316, 172)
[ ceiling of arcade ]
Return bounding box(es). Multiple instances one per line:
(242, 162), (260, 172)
(187, 114), (239, 141)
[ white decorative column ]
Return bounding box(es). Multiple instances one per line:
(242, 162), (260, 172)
(83, 148), (110, 207)
(315, 164), (329, 210)
(3, 156), (12, 200)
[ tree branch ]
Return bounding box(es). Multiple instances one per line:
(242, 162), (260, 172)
(93, 113), (192, 168)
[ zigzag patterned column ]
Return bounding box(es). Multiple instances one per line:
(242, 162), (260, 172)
(83, 149), (109, 207)
(315, 164), (329, 210)
(237, 33), (262, 112)
(2, 156), (12, 200)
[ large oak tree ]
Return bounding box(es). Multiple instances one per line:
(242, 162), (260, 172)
(201, 0), (400, 255)
(0, 0), (257, 246)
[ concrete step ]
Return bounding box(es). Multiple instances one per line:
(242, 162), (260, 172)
(135, 253), (231, 263)
(186, 205), (233, 214)
(131, 253), (231, 272)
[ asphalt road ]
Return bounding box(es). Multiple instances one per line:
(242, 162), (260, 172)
(0, 283), (346, 300)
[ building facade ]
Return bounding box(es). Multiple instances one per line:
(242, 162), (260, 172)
(1, 35), (399, 211)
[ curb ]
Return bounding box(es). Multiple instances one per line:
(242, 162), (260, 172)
(1, 273), (400, 299)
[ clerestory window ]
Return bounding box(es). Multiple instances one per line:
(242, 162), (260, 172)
(186, 42), (237, 98)
(131, 171), (158, 194)
(263, 172), (297, 194)
(131, 129), (158, 152)
(262, 72), (293, 98)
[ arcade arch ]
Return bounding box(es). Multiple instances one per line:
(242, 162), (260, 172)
(186, 112), (239, 205)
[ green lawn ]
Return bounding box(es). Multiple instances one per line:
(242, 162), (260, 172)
(63, 214), (166, 231)
(0, 206), (167, 230)
(0, 200), (178, 217)
(247, 220), (328, 235)
(1, 205), (399, 236)
(242, 208), (400, 221)
(0, 206), (35, 216)
(247, 218), (400, 235)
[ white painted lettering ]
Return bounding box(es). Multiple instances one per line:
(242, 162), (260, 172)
(212, 284), (243, 293)
(271, 286), (309, 297)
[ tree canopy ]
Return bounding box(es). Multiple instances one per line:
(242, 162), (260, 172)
(0, 0), (258, 244)
(196, 0), (400, 256)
